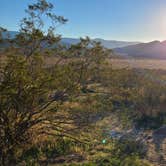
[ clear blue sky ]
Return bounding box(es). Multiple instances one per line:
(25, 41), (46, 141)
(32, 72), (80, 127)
(1, 0), (166, 42)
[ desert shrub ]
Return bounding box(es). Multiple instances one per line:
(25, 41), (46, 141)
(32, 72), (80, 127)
(111, 139), (146, 159)
(20, 146), (41, 165)
(42, 139), (74, 158)
(108, 69), (166, 130)
(136, 112), (166, 129)
(0, 0), (110, 164)
(120, 156), (151, 166)
(82, 138), (149, 166)
(21, 138), (75, 160)
(63, 156), (150, 166)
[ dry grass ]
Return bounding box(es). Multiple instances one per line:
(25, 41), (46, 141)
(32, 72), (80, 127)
(110, 58), (166, 70)
(45, 57), (166, 70)
(2, 53), (166, 70)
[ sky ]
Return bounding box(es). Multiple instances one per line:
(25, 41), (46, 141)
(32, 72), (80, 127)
(1, 0), (166, 42)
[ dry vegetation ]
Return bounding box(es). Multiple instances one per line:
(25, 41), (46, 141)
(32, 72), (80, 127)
(110, 58), (166, 70)
(45, 56), (166, 70)
(0, 1), (166, 166)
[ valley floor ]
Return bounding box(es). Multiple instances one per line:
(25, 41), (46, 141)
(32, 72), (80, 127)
(45, 56), (166, 70)
(110, 58), (166, 70)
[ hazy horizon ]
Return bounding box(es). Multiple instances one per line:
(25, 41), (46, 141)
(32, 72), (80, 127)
(4, 30), (166, 43)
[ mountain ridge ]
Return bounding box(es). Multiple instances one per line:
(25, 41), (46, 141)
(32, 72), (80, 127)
(114, 40), (166, 59)
(61, 37), (140, 49)
(2, 31), (166, 59)
(1, 31), (140, 49)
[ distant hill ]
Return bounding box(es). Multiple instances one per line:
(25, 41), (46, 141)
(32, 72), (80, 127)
(0, 31), (19, 49)
(114, 41), (166, 59)
(1, 31), (19, 39)
(62, 38), (140, 49)
(93, 38), (140, 49)
(5, 31), (166, 59)
(1, 31), (139, 49)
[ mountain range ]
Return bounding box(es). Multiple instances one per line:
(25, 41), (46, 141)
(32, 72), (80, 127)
(2, 31), (166, 59)
(1, 31), (140, 49)
(114, 40), (166, 59)
(61, 38), (140, 49)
